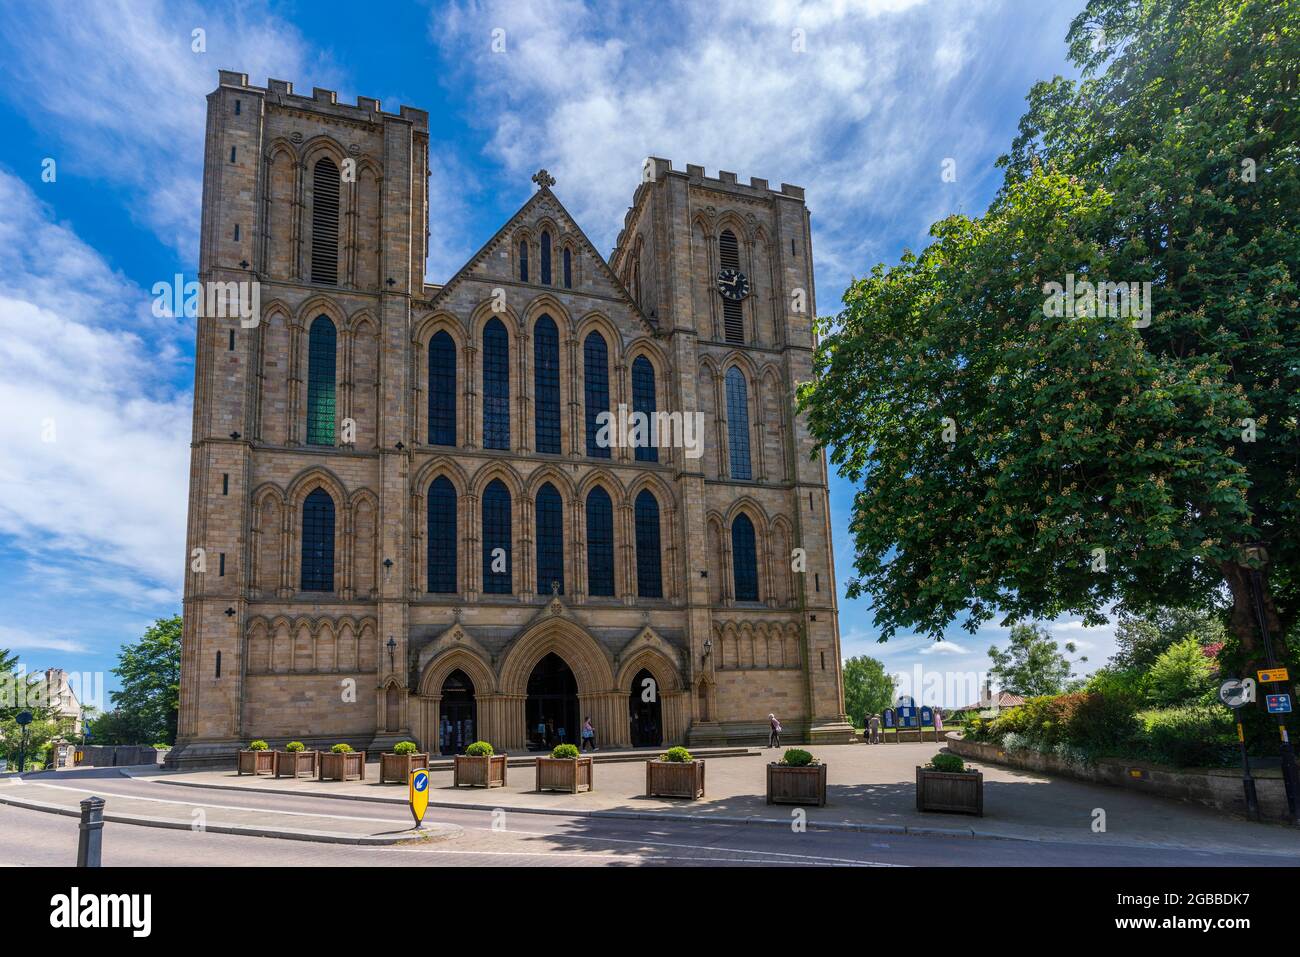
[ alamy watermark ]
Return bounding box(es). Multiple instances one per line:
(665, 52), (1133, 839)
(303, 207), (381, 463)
(1042, 273), (1151, 328)
(152, 275), (261, 328)
(594, 404), (704, 459)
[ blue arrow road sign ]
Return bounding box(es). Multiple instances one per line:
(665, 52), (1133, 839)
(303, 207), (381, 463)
(1267, 694), (1292, 714)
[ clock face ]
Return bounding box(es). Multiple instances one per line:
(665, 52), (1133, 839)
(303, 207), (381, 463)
(717, 268), (750, 301)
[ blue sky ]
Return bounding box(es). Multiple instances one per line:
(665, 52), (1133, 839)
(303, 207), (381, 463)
(0, 0), (1117, 709)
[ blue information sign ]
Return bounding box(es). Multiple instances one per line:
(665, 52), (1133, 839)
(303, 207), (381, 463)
(920, 706), (934, 726)
(882, 708), (896, 728)
(1267, 694), (1292, 714)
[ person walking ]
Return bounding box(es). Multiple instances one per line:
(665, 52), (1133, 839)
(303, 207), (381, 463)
(869, 712), (882, 744)
(933, 708), (944, 741)
(768, 713), (782, 749)
(581, 716), (597, 752)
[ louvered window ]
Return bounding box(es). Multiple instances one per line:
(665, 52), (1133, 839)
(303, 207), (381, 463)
(535, 483), (564, 595)
(720, 229), (743, 343)
(540, 231), (552, 285)
(519, 239), (529, 282)
(563, 247), (572, 288)
(585, 487), (615, 597)
(533, 316), (561, 454)
(428, 331), (456, 446)
(427, 476), (457, 593)
(311, 158), (339, 285)
(584, 332), (610, 458)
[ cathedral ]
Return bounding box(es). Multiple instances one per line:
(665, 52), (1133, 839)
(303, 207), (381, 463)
(169, 71), (853, 767)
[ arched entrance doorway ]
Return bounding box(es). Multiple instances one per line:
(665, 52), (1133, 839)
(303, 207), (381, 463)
(628, 667), (663, 748)
(439, 669), (477, 755)
(525, 652), (579, 750)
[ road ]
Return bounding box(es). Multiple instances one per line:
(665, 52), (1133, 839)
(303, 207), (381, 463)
(1, 771), (1292, 867)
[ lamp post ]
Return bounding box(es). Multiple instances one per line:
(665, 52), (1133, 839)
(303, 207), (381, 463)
(1242, 543), (1300, 825)
(386, 636), (397, 674)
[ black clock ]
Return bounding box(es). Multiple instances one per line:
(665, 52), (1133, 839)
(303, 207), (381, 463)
(716, 268), (750, 301)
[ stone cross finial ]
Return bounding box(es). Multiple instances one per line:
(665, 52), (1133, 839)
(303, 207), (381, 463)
(532, 168), (556, 190)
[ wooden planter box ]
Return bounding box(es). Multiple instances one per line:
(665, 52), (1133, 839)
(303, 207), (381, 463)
(237, 749), (275, 775)
(318, 750), (366, 782)
(453, 753), (508, 788)
(645, 759), (705, 799)
(273, 750), (319, 778)
(767, 762), (827, 806)
(916, 766), (983, 816)
(379, 752), (430, 784)
(536, 756), (594, 793)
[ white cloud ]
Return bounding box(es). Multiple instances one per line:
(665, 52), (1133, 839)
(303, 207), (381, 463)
(0, 170), (190, 591)
(1, 0), (333, 261)
(920, 640), (970, 655)
(429, 0), (1069, 289)
(0, 626), (88, 655)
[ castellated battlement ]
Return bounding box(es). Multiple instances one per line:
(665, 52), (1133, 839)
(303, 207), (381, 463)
(643, 156), (805, 201)
(216, 69), (429, 130)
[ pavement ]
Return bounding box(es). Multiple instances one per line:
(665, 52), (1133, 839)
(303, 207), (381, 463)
(16, 741), (1294, 857)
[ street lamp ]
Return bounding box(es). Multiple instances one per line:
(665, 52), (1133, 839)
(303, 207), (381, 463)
(386, 636), (397, 673)
(1242, 542), (1300, 825)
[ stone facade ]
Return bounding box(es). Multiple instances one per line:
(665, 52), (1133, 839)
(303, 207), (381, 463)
(170, 71), (852, 768)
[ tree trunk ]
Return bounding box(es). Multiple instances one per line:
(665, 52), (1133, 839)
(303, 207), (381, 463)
(1220, 560), (1290, 668)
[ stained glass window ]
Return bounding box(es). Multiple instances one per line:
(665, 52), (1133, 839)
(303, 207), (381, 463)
(632, 355), (657, 463)
(585, 486), (615, 597)
(584, 331), (610, 458)
(427, 476), (457, 593)
(482, 479), (512, 594)
(482, 318), (510, 450)
(306, 315), (336, 446)
(301, 488), (335, 592)
(535, 483), (564, 595)
(428, 331), (456, 446)
(533, 316), (561, 454)
(732, 512), (759, 601)
(635, 490), (662, 599)
(725, 365), (751, 479)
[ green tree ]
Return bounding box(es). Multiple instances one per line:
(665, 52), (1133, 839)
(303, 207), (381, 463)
(1143, 637), (1219, 707)
(799, 0), (1299, 664)
(0, 647), (59, 769)
(842, 655), (897, 725)
(103, 616), (182, 746)
(988, 624), (1085, 697)
(1112, 606), (1228, 670)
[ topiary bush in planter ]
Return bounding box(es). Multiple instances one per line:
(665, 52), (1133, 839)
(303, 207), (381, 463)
(380, 740), (430, 783)
(285, 741), (305, 752)
(660, 746), (693, 763)
(536, 742), (593, 793)
(238, 739), (275, 775)
(647, 746), (704, 798)
(274, 740), (318, 778)
(928, 752), (966, 774)
(330, 743), (354, 753)
(454, 741), (506, 787)
(768, 748), (826, 806)
(319, 743), (365, 781)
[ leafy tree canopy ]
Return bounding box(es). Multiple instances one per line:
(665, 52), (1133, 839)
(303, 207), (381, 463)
(800, 0), (1299, 657)
(988, 623), (1087, 697)
(102, 616), (182, 746)
(842, 655), (897, 724)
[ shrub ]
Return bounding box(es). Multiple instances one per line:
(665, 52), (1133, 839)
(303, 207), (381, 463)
(660, 746), (693, 763)
(330, 743), (354, 753)
(550, 743), (580, 759)
(1142, 638), (1218, 707)
(780, 748), (817, 767)
(927, 752), (966, 773)
(465, 741), (494, 757)
(151, 743), (171, 750)
(247, 740), (269, 751)
(393, 741), (418, 755)
(1140, 705), (1236, 768)
(285, 741), (305, 752)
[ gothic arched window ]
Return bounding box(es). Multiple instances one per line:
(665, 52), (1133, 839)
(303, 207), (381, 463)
(584, 331), (610, 458)
(540, 231), (552, 285)
(306, 315), (336, 446)
(719, 228), (743, 343)
(631, 355), (657, 463)
(732, 512), (759, 601)
(585, 486), (615, 597)
(535, 482), (564, 595)
(634, 489), (663, 599)
(725, 366), (751, 479)
(482, 479), (512, 594)
(311, 157), (339, 285)
(533, 315), (561, 454)
(427, 476), (457, 593)
(563, 247), (573, 289)
(519, 239), (529, 283)
(428, 331), (456, 446)
(300, 487), (335, 592)
(482, 318), (510, 450)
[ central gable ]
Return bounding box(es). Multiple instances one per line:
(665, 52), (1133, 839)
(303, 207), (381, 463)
(429, 176), (657, 340)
